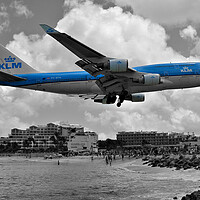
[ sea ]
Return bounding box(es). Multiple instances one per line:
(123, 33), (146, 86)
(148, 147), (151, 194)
(0, 156), (200, 200)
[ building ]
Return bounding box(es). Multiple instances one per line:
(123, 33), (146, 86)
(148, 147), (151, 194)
(9, 123), (61, 148)
(4, 122), (98, 152)
(68, 131), (98, 153)
(0, 137), (11, 146)
(59, 122), (84, 141)
(116, 131), (187, 147)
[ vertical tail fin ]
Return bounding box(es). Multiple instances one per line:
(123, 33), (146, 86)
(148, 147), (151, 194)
(0, 44), (37, 75)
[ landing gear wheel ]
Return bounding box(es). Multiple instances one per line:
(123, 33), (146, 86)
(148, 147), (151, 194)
(117, 102), (121, 107)
(116, 90), (128, 107)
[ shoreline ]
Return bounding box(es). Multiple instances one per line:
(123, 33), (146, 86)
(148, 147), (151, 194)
(0, 154), (145, 166)
(1, 154), (200, 199)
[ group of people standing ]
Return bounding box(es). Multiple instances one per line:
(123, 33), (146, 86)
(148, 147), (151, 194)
(105, 154), (113, 165)
(104, 153), (125, 166)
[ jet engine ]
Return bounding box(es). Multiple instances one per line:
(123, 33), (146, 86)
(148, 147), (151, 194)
(141, 74), (161, 85)
(104, 59), (128, 73)
(126, 94), (145, 102)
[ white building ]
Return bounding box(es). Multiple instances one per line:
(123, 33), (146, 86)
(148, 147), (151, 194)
(9, 123), (60, 148)
(59, 122), (84, 141)
(7, 122), (98, 152)
(68, 131), (98, 153)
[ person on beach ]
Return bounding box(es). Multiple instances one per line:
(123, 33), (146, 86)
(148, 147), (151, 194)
(113, 153), (116, 160)
(108, 154), (112, 166)
(122, 153), (124, 160)
(105, 155), (109, 165)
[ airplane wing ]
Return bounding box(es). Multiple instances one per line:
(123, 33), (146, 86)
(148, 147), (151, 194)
(40, 24), (146, 96)
(40, 24), (106, 61)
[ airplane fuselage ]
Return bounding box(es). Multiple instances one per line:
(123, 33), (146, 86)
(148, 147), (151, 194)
(1, 62), (200, 96)
(1, 24), (200, 106)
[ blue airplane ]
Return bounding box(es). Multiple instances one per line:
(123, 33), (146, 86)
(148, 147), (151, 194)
(0, 24), (200, 107)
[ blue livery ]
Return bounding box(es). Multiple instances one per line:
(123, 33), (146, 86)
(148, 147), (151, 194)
(0, 24), (200, 107)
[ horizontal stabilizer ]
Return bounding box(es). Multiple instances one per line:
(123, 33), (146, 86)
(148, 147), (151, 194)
(0, 71), (26, 82)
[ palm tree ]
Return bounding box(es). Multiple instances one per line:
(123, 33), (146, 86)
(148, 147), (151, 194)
(23, 139), (30, 153)
(50, 132), (66, 152)
(42, 139), (47, 150)
(23, 139), (29, 148)
(28, 137), (35, 149)
(58, 136), (67, 153)
(50, 135), (58, 151)
(11, 142), (20, 153)
(5, 142), (11, 152)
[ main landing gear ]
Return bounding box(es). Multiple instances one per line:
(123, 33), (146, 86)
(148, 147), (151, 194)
(106, 95), (117, 104)
(116, 91), (128, 107)
(117, 98), (123, 107)
(104, 91), (128, 107)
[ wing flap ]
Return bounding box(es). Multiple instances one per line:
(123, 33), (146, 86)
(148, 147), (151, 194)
(79, 94), (98, 100)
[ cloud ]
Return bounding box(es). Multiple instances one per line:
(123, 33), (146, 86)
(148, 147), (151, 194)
(191, 40), (200, 57)
(0, 3), (9, 33)
(177, 26), (200, 57)
(10, 0), (34, 18)
(84, 89), (200, 138)
(179, 25), (200, 57)
(7, 0), (194, 72)
(180, 25), (198, 40)
(64, 0), (86, 11)
(115, 0), (200, 26)
(6, 31), (78, 72)
(60, 0), (190, 66)
(0, 85), (64, 136)
(1, 0), (200, 139)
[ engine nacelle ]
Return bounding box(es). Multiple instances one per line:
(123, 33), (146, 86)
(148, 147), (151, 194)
(107, 59), (128, 72)
(94, 95), (116, 104)
(126, 94), (145, 102)
(141, 74), (161, 85)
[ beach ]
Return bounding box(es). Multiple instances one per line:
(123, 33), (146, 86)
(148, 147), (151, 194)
(0, 156), (200, 200)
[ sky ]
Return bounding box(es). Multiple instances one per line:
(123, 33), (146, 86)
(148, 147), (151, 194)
(1, 0), (200, 139)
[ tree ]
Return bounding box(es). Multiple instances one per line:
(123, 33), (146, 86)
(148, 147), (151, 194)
(0, 144), (5, 153)
(42, 139), (47, 149)
(142, 139), (150, 146)
(98, 139), (120, 151)
(23, 139), (29, 148)
(5, 142), (12, 152)
(11, 142), (20, 152)
(50, 135), (58, 148)
(28, 137), (35, 148)
(50, 132), (67, 152)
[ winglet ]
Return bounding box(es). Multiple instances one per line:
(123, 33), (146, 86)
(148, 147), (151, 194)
(40, 24), (59, 34)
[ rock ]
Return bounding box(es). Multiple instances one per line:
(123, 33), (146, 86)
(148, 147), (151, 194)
(142, 156), (149, 161)
(181, 190), (200, 200)
(143, 155), (200, 171)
